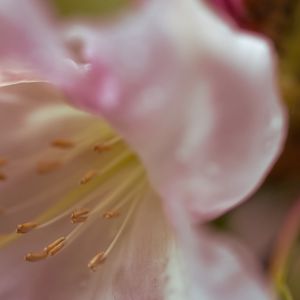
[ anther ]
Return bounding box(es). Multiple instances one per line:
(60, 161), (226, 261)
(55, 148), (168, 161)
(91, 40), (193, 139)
(16, 222), (38, 234)
(94, 137), (121, 153)
(25, 251), (48, 262)
(0, 173), (6, 181)
(51, 139), (74, 149)
(0, 158), (7, 167)
(36, 160), (62, 174)
(44, 237), (66, 256)
(94, 144), (111, 153)
(71, 208), (89, 223)
(88, 252), (106, 271)
(80, 170), (97, 185)
(103, 210), (120, 219)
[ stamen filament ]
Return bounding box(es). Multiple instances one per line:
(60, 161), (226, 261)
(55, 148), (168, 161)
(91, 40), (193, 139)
(35, 150), (135, 226)
(102, 179), (146, 219)
(88, 196), (140, 271)
(65, 167), (144, 245)
(30, 164), (138, 233)
(89, 167), (144, 217)
(103, 196), (138, 257)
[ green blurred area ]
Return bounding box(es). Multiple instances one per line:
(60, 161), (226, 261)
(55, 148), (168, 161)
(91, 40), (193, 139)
(52, 0), (132, 17)
(279, 1), (300, 130)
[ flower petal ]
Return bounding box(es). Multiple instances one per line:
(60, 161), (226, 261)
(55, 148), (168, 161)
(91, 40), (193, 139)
(60, 0), (287, 220)
(163, 200), (273, 300)
(0, 0), (75, 83)
(0, 69), (42, 87)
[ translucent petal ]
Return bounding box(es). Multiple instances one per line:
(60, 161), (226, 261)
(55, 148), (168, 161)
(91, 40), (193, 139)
(62, 0), (287, 221)
(163, 200), (274, 300)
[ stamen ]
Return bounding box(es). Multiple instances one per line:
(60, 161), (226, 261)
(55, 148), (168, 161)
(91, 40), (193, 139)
(71, 208), (89, 223)
(0, 173), (6, 181)
(8, 139), (143, 271)
(0, 157), (7, 167)
(88, 251), (106, 271)
(99, 178), (145, 220)
(94, 144), (111, 153)
(64, 169), (143, 252)
(51, 139), (74, 149)
(44, 237), (66, 256)
(36, 160), (62, 174)
(30, 152), (134, 232)
(80, 170), (97, 185)
(24, 237), (66, 263)
(103, 210), (120, 219)
(16, 222), (38, 234)
(103, 199), (138, 258)
(25, 251), (48, 262)
(94, 136), (122, 153)
(88, 196), (140, 271)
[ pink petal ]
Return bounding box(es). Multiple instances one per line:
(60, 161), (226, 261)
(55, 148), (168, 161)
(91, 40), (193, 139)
(0, 0), (75, 83)
(163, 198), (274, 300)
(60, 0), (286, 221)
(0, 2), (286, 299)
(0, 69), (42, 87)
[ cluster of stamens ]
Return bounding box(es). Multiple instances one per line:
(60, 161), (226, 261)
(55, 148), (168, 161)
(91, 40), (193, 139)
(0, 128), (144, 272)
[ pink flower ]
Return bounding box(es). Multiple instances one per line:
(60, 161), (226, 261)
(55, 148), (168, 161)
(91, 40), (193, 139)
(0, 0), (286, 299)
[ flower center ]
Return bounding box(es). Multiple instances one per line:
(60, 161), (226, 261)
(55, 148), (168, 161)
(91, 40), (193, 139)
(0, 115), (147, 271)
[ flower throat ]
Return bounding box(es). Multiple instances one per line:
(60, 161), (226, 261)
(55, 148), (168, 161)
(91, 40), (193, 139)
(0, 117), (146, 272)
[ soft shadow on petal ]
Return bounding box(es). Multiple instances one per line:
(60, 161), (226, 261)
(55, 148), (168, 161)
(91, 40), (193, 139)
(62, 0), (287, 221)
